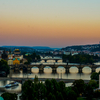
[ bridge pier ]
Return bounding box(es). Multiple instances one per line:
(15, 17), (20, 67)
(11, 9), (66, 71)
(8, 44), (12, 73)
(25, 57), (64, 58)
(52, 68), (57, 74)
(78, 68), (82, 73)
(44, 60), (47, 63)
(65, 68), (69, 73)
(55, 60), (58, 63)
(92, 68), (96, 73)
(39, 68), (44, 73)
(27, 67), (31, 73)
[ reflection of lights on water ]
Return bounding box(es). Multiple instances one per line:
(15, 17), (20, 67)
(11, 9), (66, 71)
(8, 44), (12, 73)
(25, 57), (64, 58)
(69, 67), (78, 73)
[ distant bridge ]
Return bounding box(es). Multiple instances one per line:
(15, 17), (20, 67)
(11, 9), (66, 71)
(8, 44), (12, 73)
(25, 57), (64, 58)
(41, 57), (62, 62)
(9, 63), (100, 73)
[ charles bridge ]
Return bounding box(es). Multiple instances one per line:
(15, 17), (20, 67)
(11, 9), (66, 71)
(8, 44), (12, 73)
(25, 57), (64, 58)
(9, 63), (100, 74)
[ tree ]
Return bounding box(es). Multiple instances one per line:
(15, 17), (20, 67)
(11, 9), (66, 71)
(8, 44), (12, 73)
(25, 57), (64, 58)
(67, 89), (77, 100)
(58, 81), (65, 95)
(77, 97), (86, 100)
(84, 84), (93, 100)
(1, 92), (17, 100)
(72, 79), (85, 94)
(51, 79), (59, 95)
(38, 82), (47, 100)
(2, 50), (7, 60)
(88, 80), (98, 89)
(20, 80), (34, 100)
(45, 79), (53, 95)
(90, 72), (99, 80)
(0, 59), (10, 76)
(56, 91), (64, 100)
(34, 75), (39, 84)
(94, 90), (100, 99)
(47, 93), (56, 100)
(24, 52), (41, 63)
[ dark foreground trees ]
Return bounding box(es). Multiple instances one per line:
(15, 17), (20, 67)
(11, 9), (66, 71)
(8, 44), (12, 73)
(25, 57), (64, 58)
(1, 92), (17, 100)
(1, 78), (100, 100)
(20, 78), (100, 100)
(0, 59), (10, 77)
(20, 78), (77, 100)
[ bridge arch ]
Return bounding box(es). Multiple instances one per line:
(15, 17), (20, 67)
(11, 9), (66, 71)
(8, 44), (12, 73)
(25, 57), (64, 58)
(69, 66), (78, 73)
(18, 65), (27, 73)
(96, 66), (100, 72)
(46, 60), (55, 63)
(57, 66), (65, 73)
(43, 66), (52, 73)
(82, 66), (91, 73)
(31, 66), (39, 73)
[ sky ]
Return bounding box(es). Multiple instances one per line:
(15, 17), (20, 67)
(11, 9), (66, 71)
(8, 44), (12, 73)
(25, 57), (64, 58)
(0, 0), (100, 48)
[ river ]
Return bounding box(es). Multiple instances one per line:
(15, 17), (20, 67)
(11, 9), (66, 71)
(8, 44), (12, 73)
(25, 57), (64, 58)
(0, 58), (100, 95)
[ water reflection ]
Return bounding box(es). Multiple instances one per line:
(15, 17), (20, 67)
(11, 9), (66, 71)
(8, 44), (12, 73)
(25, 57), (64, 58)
(82, 66), (91, 73)
(44, 66), (52, 73)
(69, 66), (78, 73)
(1, 60), (100, 94)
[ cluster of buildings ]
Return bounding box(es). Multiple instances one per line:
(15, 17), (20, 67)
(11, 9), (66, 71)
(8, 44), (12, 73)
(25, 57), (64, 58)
(0, 49), (27, 65)
(49, 49), (100, 57)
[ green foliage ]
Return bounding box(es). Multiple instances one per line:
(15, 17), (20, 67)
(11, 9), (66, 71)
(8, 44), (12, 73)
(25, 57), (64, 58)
(77, 97), (86, 100)
(67, 89), (77, 100)
(45, 79), (53, 94)
(21, 80), (34, 100)
(34, 75), (38, 84)
(47, 93), (56, 100)
(62, 54), (95, 64)
(84, 84), (93, 100)
(24, 52), (41, 64)
(94, 90), (100, 99)
(0, 59), (10, 76)
(90, 72), (100, 80)
(20, 79), (100, 100)
(56, 91), (64, 100)
(88, 80), (98, 89)
(1, 92), (17, 100)
(73, 79), (85, 94)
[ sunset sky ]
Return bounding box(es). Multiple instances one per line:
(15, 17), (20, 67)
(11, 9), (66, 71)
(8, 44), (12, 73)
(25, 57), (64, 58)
(0, 0), (100, 47)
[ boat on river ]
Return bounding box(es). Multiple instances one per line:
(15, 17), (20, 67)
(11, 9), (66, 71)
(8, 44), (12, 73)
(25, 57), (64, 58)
(5, 82), (19, 88)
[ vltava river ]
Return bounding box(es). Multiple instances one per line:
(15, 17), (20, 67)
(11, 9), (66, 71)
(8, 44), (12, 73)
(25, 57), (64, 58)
(0, 59), (100, 94)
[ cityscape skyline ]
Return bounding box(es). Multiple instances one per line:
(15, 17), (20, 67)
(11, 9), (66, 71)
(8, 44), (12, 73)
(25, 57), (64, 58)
(0, 0), (100, 47)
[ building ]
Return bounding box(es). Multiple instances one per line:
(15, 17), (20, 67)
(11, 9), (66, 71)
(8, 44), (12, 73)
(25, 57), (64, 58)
(14, 49), (21, 55)
(13, 58), (20, 65)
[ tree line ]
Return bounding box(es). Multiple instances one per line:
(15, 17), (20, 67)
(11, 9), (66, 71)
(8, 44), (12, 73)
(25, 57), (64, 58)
(23, 52), (41, 64)
(1, 75), (100, 100)
(62, 53), (100, 64)
(0, 59), (10, 77)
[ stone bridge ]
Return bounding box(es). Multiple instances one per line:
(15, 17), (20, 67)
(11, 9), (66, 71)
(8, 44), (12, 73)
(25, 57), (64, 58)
(41, 57), (62, 62)
(10, 63), (100, 74)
